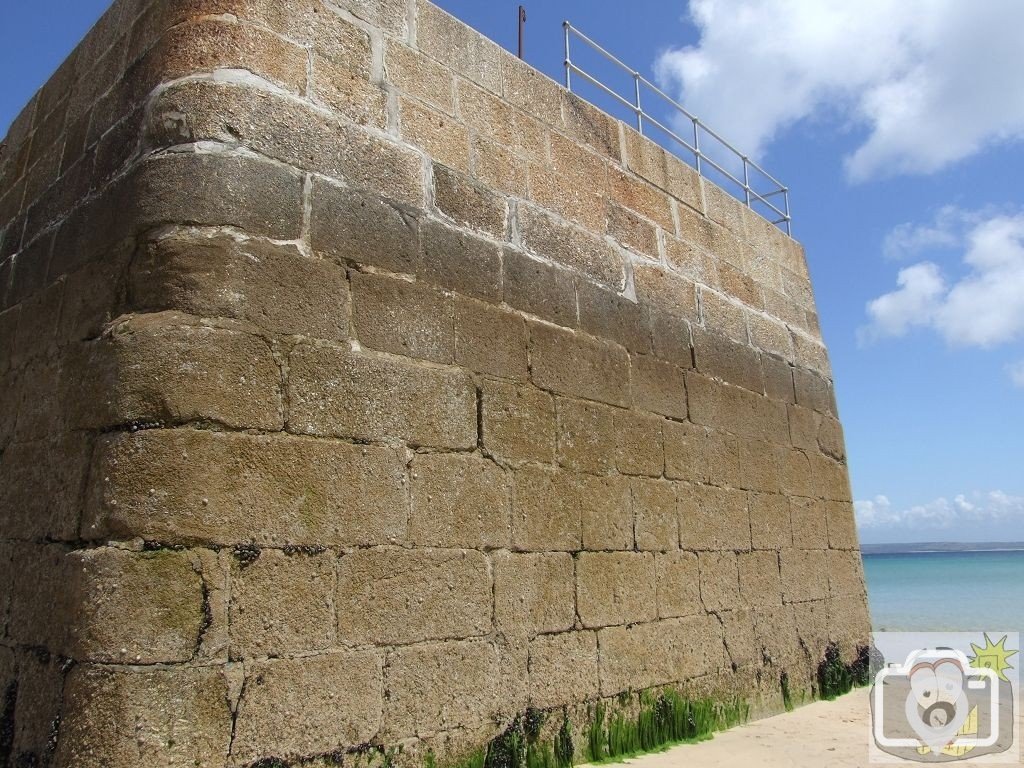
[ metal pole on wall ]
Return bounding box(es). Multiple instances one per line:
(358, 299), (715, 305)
(518, 6), (527, 59)
(563, 21), (571, 90)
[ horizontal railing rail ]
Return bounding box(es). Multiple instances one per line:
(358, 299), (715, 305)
(563, 22), (792, 236)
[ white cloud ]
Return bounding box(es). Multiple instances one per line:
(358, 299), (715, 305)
(859, 262), (945, 342)
(881, 205), (980, 261)
(861, 209), (1024, 351)
(856, 491), (1024, 531)
(654, 0), (1024, 181)
(1009, 361), (1024, 389)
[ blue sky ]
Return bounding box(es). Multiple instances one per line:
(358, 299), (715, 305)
(4, 1), (1023, 544)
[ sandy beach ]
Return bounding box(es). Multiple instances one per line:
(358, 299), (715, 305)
(611, 690), (1023, 767)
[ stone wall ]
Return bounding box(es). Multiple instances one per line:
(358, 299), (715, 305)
(0, 0), (871, 766)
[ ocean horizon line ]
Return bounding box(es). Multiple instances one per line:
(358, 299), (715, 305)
(861, 541), (1024, 555)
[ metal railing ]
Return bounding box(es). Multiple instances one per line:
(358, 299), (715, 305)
(563, 22), (792, 236)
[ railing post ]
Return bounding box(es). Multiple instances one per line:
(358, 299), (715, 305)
(692, 117), (701, 175)
(742, 157), (751, 208)
(563, 22), (571, 90)
(784, 188), (792, 236)
(634, 72), (643, 133)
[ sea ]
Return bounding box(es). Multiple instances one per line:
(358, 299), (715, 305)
(862, 548), (1024, 632)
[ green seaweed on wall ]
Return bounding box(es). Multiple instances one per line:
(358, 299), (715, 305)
(817, 644), (871, 700)
(780, 671), (794, 712)
(584, 690), (750, 764)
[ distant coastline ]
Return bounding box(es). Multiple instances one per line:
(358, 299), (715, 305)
(861, 541), (1024, 555)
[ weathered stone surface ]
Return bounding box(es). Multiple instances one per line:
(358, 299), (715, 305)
(577, 279), (651, 354)
(763, 354), (795, 402)
(456, 81), (546, 161)
(663, 421), (710, 483)
(420, 219), (503, 302)
(700, 287), (748, 344)
(336, 549), (491, 645)
(153, 18), (309, 93)
(472, 134), (528, 196)
(289, 342), (477, 449)
(511, 466), (582, 552)
(529, 135), (607, 232)
(634, 264), (699, 323)
(56, 665), (232, 768)
(827, 550), (866, 599)
(0, 435), (92, 541)
(233, 652), (382, 764)
(311, 178), (419, 274)
(737, 550), (783, 608)
(561, 90), (621, 159)
(503, 249), (577, 327)
(686, 372), (789, 444)
(556, 397), (615, 474)
(352, 272), (455, 363)
(502, 53), (564, 127)
(7, 648), (63, 763)
(310, 54), (389, 128)
(418, 1), (502, 93)
(826, 500), (860, 550)
(530, 323), (630, 407)
(665, 230), (718, 289)
(410, 453), (510, 548)
(528, 631), (600, 707)
(607, 201), (658, 258)
(433, 164), (508, 238)
(622, 127), (671, 191)
(69, 312), (283, 431)
(566, 474), (628, 553)
(0, 542), (12, 637)
(399, 97), (472, 173)
(130, 233), (349, 340)
(614, 410), (664, 477)
(607, 167), (675, 232)
(749, 492), (793, 549)
(826, 596), (872, 660)
(133, 152), (305, 241)
(494, 552), (575, 636)
(808, 451), (853, 502)
(790, 496), (829, 549)
(150, 80), (420, 204)
(719, 608), (758, 669)
(632, 479), (678, 551)
(779, 549), (829, 603)
(454, 296), (528, 380)
(86, 429), (408, 546)
(67, 547), (205, 663)
(518, 205), (624, 289)
(481, 379), (556, 464)
(230, 549), (335, 659)
(631, 353), (688, 420)
(698, 551), (742, 611)
(655, 551), (701, 619)
(384, 639), (501, 739)
(794, 367), (837, 416)
(597, 615), (727, 695)
(692, 328), (764, 394)
(680, 484), (751, 551)
(7, 544), (72, 651)
(386, 39), (455, 113)
(576, 552), (657, 628)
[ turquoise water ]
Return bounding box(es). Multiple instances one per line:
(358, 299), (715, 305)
(863, 550), (1024, 632)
